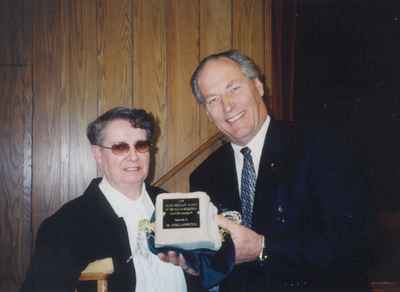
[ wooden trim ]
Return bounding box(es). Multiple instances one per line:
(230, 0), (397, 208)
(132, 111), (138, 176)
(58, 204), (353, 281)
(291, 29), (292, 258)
(79, 273), (110, 281)
(79, 273), (112, 281)
(97, 279), (108, 292)
(153, 132), (225, 187)
(369, 281), (400, 292)
(78, 274), (109, 292)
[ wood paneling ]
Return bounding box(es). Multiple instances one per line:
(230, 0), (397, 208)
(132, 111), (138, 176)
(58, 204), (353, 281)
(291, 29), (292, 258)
(165, 0), (200, 191)
(162, 136), (226, 194)
(33, 0), (72, 234)
(0, 0), (31, 64)
(199, 0), (232, 142)
(269, 0), (297, 121)
(0, 66), (32, 292)
(32, 0), (98, 234)
(68, 0), (98, 195)
(233, 0), (265, 75)
(264, 0), (273, 94)
(97, 0), (133, 111)
(133, 0), (167, 180)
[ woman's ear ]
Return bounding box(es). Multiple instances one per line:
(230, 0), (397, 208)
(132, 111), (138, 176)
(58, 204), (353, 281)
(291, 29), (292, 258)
(91, 145), (102, 165)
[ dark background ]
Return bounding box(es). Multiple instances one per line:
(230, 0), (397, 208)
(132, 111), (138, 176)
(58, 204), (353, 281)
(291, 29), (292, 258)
(295, 0), (400, 280)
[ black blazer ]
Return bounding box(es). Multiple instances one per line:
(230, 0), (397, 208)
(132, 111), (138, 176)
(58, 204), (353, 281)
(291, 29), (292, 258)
(190, 119), (369, 292)
(20, 178), (166, 292)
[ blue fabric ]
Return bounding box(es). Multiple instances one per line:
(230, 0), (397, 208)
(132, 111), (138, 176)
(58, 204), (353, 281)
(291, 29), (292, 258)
(240, 147), (256, 228)
(147, 214), (235, 289)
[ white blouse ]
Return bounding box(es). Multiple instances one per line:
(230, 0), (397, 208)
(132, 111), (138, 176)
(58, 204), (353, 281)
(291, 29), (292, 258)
(100, 178), (187, 292)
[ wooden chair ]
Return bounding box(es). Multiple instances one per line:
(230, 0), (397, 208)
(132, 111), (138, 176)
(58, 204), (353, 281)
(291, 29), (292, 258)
(369, 281), (400, 292)
(77, 258), (114, 292)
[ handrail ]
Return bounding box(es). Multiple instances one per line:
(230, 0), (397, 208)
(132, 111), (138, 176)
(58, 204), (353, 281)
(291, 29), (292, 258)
(153, 132), (225, 187)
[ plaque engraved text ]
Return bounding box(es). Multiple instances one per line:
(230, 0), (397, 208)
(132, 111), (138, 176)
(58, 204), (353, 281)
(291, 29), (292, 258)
(163, 198), (200, 229)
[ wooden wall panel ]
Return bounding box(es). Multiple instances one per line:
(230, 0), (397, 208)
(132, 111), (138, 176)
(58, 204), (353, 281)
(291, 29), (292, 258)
(32, 0), (71, 234)
(233, 0), (266, 75)
(264, 0), (273, 95)
(0, 66), (32, 292)
(133, 0), (167, 181)
(199, 0), (232, 142)
(68, 0), (98, 196)
(162, 138), (226, 193)
(32, 0), (98, 233)
(165, 0), (200, 191)
(0, 0), (31, 64)
(97, 0), (133, 111)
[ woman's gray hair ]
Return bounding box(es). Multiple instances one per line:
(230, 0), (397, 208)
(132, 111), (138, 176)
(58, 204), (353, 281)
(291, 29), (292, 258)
(190, 50), (262, 104)
(87, 106), (155, 146)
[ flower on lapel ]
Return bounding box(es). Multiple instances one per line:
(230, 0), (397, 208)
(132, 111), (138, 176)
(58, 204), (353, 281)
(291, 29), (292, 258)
(138, 219), (154, 237)
(218, 211), (242, 241)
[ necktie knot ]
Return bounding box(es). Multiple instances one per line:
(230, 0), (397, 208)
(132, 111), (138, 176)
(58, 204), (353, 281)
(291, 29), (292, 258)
(240, 147), (251, 156)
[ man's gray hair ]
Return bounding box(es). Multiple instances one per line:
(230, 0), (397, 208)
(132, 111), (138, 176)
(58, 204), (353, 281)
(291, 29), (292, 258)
(190, 50), (262, 104)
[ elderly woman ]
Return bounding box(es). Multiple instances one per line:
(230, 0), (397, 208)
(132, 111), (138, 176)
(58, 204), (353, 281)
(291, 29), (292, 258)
(21, 107), (187, 292)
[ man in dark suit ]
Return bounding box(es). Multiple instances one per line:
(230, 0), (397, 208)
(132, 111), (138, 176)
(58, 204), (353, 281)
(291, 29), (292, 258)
(21, 107), (187, 292)
(188, 50), (369, 291)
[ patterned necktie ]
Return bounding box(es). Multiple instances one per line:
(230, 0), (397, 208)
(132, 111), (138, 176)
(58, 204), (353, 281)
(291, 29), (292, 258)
(240, 147), (256, 228)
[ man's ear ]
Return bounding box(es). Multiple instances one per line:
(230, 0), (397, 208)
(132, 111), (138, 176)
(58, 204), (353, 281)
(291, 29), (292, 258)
(205, 107), (212, 120)
(254, 78), (264, 97)
(205, 107), (218, 124)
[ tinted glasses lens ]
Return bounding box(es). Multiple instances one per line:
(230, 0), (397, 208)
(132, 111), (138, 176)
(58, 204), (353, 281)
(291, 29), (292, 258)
(108, 141), (150, 155)
(135, 140), (151, 153)
(111, 142), (130, 155)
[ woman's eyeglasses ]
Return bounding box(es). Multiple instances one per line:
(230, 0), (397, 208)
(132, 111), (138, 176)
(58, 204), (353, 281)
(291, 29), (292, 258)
(97, 140), (151, 156)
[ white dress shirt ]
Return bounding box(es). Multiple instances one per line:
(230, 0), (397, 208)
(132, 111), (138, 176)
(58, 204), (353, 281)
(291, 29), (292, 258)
(99, 178), (187, 292)
(231, 115), (271, 194)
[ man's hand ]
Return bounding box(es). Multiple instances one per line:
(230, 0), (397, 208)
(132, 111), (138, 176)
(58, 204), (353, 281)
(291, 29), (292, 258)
(216, 215), (264, 264)
(158, 251), (199, 276)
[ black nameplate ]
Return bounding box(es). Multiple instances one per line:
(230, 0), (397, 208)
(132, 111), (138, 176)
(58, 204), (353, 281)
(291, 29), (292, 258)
(163, 198), (200, 229)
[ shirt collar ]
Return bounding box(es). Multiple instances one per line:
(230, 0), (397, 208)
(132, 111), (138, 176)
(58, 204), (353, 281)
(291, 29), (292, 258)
(99, 177), (154, 218)
(231, 115), (270, 180)
(231, 115), (270, 156)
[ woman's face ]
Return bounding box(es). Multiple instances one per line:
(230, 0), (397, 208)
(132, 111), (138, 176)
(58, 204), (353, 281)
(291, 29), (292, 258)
(92, 119), (150, 195)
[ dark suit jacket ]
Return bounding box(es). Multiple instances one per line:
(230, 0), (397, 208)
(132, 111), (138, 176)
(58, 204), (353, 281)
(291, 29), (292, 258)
(190, 119), (369, 292)
(20, 178), (167, 292)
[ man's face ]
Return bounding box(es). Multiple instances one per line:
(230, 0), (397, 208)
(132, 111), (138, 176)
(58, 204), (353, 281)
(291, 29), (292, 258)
(197, 57), (267, 146)
(92, 119), (150, 194)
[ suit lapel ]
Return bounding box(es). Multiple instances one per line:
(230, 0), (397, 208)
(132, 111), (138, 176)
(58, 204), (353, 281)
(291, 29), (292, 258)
(146, 184), (163, 205)
(252, 119), (290, 230)
(86, 179), (133, 267)
(256, 119), (287, 186)
(214, 144), (242, 212)
(215, 125), (289, 223)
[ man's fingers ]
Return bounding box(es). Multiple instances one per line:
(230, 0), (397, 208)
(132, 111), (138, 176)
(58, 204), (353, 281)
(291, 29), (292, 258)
(185, 267), (200, 276)
(178, 253), (186, 266)
(167, 251), (180, 265)
(157, 252), (167, 262)
(157, 252), (199, 275)
(157, 251), (180, 265)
